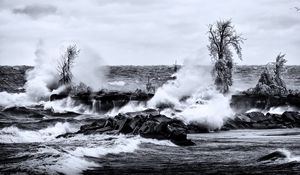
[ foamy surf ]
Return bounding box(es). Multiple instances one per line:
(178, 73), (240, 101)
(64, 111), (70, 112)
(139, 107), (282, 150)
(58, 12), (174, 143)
(1, 128), (176, 175)
(258, 149), (300, 164)
(0, 122), (79, 143)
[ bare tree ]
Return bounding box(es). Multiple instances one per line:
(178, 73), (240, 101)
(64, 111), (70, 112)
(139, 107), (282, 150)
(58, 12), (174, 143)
(274, 53), (287, 90)
(58, 45), (80, 85)
(208, 20), (245, 93)
(248, 53), (288, 96)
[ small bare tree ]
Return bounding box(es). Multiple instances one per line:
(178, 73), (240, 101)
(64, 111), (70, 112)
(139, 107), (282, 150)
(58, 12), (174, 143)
(274, 53), (287, 90)
(249, 53), (288, 96)
(58, 45), (80, 85)
(208, 20), (245, 93)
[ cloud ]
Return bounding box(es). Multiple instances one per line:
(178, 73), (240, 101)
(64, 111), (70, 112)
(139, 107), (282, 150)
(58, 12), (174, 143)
(0, 0), (299, 65)
(12, 4), (57, 19)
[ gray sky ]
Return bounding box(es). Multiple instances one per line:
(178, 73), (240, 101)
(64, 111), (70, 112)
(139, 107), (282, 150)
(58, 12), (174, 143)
(0, 0), (299, 65)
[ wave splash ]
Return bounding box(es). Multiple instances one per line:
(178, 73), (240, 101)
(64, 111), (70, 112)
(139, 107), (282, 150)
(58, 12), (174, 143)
(0, 41), (107, 108)
(0, 122), (78, 143)
(0, 122), (175, 175)
(109, 63), (234, 130)
(258, 149), (300, 163)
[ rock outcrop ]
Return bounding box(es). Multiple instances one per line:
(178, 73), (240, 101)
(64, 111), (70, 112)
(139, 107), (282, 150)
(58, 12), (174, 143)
(222, 111), (300, 130)
(57, 111), (195, 146)
(257, 150), (288, 162)
(50, 90), (154, 113)
(230, 93), (300, 113)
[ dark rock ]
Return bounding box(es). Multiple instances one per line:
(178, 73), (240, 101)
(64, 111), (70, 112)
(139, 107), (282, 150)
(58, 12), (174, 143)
(125, 108), (159, 117)
(56, 132), (77, 138)
(231, 94), (300, 113)
(155, 102), (175, 110)
(71, 91), (154, 113)
(246, 112), (268, 122)
(152, 114), (172, 123)
(257, 150), (287, 162)
(79, 119), (107, 132)
(282, 111), (300, 123)
(116, 117), (132, 134)
(187, 123), (210, 133)
(222, 111), (300, 130)
(56, 112), (195, 146)
(50, 94), (68, 101)
(129, 115), (146, 134)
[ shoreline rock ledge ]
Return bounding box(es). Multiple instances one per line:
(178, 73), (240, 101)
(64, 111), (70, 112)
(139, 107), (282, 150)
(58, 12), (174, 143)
(222, 111), (300, 130)
(230, 93), (300, 113)
(57, 109), (195, 146)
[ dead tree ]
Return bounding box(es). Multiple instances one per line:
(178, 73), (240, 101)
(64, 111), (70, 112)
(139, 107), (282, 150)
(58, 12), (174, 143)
(208, 20), (245, 93)
(274, 53), (287, 91)
(57, 45), (80, 85)
(249, 53), (288, 96)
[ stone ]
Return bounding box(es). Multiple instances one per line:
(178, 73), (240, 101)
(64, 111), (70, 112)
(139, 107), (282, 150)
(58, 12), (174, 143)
(257, 151), (287, 162)
(246, 112), (268, 122)
(56, 112), (195, 146)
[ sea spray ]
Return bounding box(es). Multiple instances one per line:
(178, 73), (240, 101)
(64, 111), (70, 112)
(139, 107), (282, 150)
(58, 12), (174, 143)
(0, 40), (59, 106)
(72, 46), (107, 91)
(0, 122), (78, 143)
(42, 97), (93, 114)
(147, 63), (234, 130)
(106, 101), (147, 116)
(246, 106), (300, 115)
(25, 40), (60, 101)
(106, 63), (234, 130)
(0, 42), (107, 109)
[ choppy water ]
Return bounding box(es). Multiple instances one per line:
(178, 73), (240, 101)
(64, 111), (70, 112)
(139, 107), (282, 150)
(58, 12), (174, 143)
(0, 65), (300, 174)
(106, 65), (300, 92)
(1, 122), (300, 174)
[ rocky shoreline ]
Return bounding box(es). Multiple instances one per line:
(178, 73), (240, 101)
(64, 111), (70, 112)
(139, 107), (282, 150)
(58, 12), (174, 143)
(230, 93), (300, 113)
(223, 111), (300, 130)
(57, 109), (195, 146)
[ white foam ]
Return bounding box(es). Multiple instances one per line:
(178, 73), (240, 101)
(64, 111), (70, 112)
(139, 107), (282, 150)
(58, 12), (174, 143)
(108, 81), (126, 86)
(273, 149), (300, 163)
(147, 63), (234, 130)
(42, 97), (93, 114)
(106, 101), (147, 116)
(268, 106), (299, 115)
(12, 134), (175, 175)
(0, 122), (78, 143)
(246, 106), (300, 115)
(0, 92), (37, 107)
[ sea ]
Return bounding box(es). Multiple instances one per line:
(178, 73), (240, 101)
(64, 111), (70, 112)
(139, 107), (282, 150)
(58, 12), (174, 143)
(0, 65), (300, 175)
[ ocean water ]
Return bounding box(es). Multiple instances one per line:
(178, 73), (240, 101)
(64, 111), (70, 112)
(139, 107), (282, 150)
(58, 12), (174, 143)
(105, 65), (300, 92)
(0, 65), (300, 174)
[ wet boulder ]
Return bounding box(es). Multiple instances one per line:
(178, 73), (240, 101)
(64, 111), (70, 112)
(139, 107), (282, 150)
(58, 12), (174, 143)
(115, 117), (133, 134)
(187, 123), (210, 133)
(231, 93), (300, 113)
(50, 94), (68, 101)
(257, 150), (288, 162)
(71, 91), (154, 113)
(246, 112), (268, 122)
(282, 111), (300, 123)
(57, 111), (195, 146)
(222, 111), (300, 130)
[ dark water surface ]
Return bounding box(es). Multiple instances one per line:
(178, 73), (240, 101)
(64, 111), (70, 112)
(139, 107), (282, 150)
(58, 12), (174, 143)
(0, 65), (300, 174)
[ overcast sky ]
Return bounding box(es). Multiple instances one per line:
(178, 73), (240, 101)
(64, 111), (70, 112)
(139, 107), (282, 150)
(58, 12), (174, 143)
(0, 0), (299, 65)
